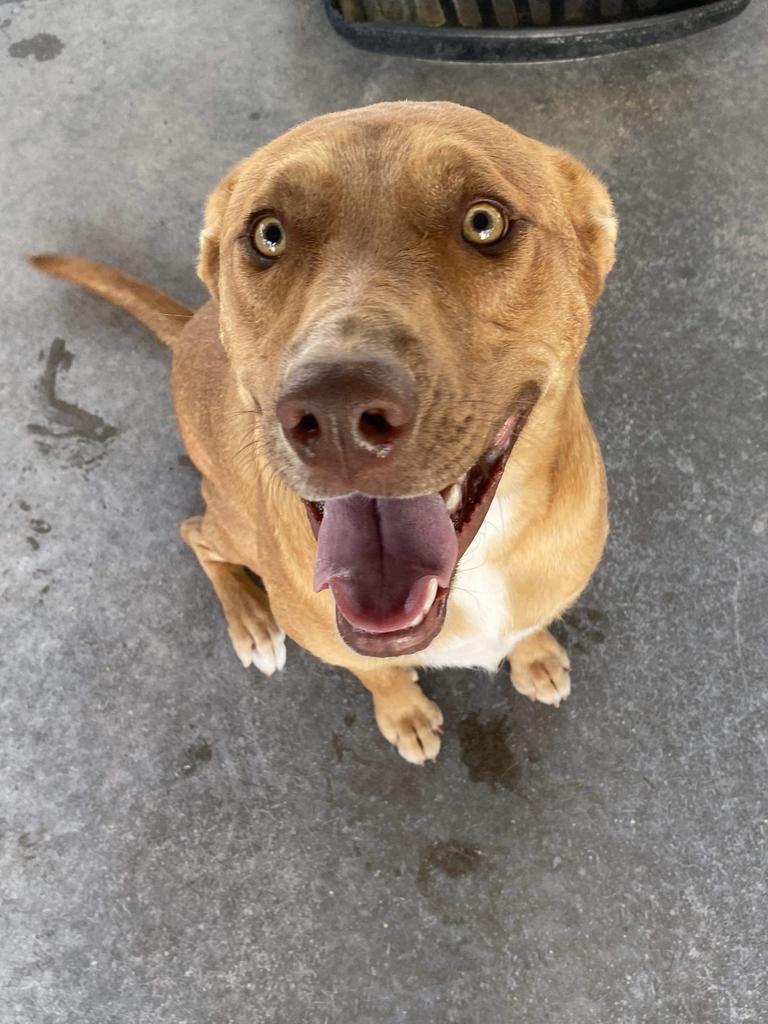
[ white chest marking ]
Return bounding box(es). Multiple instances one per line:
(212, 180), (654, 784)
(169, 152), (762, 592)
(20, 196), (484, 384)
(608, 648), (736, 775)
(417, 494), (538, 671)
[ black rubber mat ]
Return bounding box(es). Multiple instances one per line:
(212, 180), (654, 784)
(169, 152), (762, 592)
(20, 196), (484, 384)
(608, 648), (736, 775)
(325, 0), (752, 59)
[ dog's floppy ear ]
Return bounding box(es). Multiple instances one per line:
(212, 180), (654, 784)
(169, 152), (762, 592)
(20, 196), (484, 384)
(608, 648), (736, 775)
(551, 152), (617, 306)
(197, 160), (247, 300)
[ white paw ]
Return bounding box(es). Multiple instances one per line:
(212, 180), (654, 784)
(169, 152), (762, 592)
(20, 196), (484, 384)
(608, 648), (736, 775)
(510, 630), (571, 707)
(226, 593), (287, 677)
(512, 657), (571, 706)
(228, 602), (288, 675)
(373, 673), (444, 765)
(246, 628), (287, 677)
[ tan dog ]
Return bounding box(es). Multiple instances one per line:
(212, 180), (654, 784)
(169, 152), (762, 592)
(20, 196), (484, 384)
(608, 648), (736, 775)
(31, 102), (616, 765)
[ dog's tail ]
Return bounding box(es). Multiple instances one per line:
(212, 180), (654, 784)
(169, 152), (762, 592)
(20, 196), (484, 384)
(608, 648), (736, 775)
(28, 253), (193, 348)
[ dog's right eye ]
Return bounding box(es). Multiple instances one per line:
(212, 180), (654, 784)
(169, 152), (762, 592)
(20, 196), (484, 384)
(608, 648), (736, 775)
(251, 215), (287, 259)
(462, 202), (508, 247)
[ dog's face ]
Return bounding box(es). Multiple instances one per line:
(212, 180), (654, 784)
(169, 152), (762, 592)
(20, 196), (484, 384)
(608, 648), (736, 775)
(198, 102), (616, 657)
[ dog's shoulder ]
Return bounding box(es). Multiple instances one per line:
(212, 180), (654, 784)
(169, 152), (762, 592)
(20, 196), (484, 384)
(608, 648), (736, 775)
(171, 301), (239, 479)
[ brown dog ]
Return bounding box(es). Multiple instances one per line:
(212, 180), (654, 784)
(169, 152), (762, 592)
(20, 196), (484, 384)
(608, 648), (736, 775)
(31, 102), (617, 765)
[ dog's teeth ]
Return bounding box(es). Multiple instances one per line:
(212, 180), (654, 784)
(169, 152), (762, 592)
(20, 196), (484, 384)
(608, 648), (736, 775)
(411, 602), (430, 626)
(408, 578), (439, 629)
(443, 484), (462, 514)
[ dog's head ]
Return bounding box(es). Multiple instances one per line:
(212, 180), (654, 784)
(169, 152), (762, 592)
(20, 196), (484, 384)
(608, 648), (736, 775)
(198, 102), (616, 657)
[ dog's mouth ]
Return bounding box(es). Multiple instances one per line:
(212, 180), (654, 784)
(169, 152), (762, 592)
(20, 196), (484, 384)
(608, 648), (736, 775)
(305, 399), (535, 657)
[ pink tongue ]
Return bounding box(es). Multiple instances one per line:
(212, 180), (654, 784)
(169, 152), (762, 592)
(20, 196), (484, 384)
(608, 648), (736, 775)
(313, 493), (458, 634)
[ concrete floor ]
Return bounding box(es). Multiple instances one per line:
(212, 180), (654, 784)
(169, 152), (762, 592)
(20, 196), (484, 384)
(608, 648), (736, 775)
(2, 1), (766, 1021)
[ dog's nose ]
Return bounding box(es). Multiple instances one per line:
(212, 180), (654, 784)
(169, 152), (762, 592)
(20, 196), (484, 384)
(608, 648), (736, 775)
(277, 359), (415, 483)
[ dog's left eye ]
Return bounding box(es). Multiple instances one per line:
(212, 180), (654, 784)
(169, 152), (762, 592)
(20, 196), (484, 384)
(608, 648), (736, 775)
(251, 215), (287, 258)
(462, 202), (508, 247)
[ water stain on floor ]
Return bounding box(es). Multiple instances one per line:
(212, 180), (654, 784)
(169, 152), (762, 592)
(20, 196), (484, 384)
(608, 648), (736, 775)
(328, 711), (373, 767)
(33, 338), (117, 441)
(561, 607), (607, 655)
(457, 712), (522, 791)
(9, 33), (63, 61)
(27, 338), (117, 471)
(417, 840), (481, 888)
(330, 732), (347, 763)
(18, 827), (46, 860)
(179, 739), (212, 776)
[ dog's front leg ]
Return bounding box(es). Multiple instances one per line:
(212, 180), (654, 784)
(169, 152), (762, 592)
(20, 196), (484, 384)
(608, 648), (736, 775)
(352, 666), (443, 765)
(180, 515), (286, 676)
(509, 628), (571, 707)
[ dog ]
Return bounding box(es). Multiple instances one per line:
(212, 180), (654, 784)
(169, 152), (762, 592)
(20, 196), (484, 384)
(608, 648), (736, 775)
(30, 101), (617, 765)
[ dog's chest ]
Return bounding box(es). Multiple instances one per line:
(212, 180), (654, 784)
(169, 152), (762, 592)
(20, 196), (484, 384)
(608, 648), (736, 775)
(417, 495), (536, 671)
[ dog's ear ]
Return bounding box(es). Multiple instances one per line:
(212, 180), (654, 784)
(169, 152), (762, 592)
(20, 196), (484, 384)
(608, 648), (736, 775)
(551, 152), (617, 306)
(197, 160), (247, 299)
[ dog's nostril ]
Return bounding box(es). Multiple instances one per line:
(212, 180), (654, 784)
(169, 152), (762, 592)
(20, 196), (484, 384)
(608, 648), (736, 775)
(358, 409), (395, 443)
(295, 412), (320, 439)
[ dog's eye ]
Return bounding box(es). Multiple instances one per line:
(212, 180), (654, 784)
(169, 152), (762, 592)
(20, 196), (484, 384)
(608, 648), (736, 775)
(251, 216), (286, 258)
(462, 202), (508, 247)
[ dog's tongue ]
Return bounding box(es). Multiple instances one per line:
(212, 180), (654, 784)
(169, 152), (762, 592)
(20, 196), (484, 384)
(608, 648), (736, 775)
(313, 493), (458, 634)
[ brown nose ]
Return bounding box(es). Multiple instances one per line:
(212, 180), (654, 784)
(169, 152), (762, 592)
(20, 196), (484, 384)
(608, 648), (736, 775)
(277, 359), (415, 486)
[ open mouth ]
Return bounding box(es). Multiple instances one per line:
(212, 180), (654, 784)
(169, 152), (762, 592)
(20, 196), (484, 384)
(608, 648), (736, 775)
(304, 397), (536, 657)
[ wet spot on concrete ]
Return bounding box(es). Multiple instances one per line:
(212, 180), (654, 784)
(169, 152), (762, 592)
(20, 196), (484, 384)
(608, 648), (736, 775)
(249, 111), (262, 121)
(457, 713), (521, 791)
(417, 840), (481, 887)
(9, 33), (63, 61)
(179, 739), (212, 776)
(28, 338), (117, 472)
(32, 339), (117, 442)
(26, 536), (39, 551)
(330, 721), (365, 764)
(562, 607), (608, 651)
(19, 500), (31, 511)
(331, 732), (345, 763)
(526, 748), (542, 763)
(0, 19), (10, 30)
(29, 518), (51, 534)
(326, 723), (377, 772)
(177, 453), (195, 469)
(18, 828), (45, 856)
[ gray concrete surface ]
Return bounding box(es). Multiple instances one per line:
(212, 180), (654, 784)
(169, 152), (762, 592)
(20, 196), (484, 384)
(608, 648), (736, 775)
(2, 1), (767, 1021)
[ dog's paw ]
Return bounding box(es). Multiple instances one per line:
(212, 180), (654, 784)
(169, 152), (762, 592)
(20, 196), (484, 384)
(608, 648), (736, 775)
(244, 626), (287, 677)
(509, 629), (571, 707)
(225, 586), (286, 677)
(373, 671), (443, 765)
